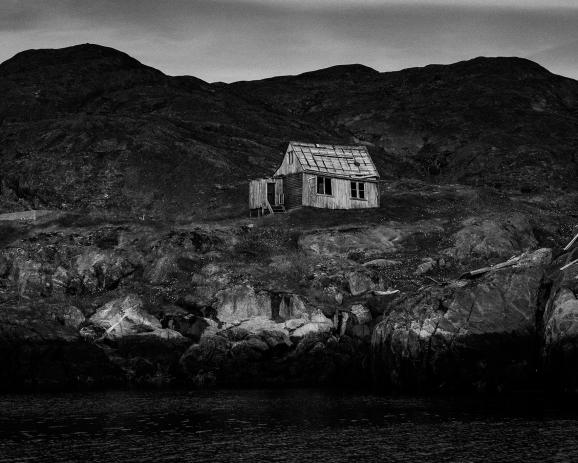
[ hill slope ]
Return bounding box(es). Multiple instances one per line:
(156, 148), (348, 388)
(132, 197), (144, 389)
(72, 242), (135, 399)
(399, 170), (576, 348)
(0, 44), (577, 218)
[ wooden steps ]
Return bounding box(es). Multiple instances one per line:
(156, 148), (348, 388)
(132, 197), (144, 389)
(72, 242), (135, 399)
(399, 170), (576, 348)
(271, 204), (286, 214)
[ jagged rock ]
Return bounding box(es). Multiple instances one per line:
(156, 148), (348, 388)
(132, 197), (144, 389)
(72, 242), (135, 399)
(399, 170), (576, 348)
(89, 294), (161, 338)
(278, 294), (308, 320)
(74, 250), (136, 293)
(214, 285), (271, 322)
(145, 255), (179, 284)
(371, 248), (551, 392)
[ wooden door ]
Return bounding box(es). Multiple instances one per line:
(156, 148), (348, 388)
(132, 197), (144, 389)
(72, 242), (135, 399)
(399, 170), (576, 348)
(267, 182), (276, 205)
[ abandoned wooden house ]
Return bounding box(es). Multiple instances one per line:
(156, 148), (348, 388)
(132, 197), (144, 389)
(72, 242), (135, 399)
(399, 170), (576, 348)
(249, 142), (380, 215)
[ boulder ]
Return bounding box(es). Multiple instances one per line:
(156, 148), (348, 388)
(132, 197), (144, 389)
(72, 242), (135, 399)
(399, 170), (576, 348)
(371, 248), (551, 392)
(444, 214), (537, 264)
(234, 316), (289, 336)
(179, 335), (231, 377)
(278, 294), (308, 320)
(47, 305), (85, 329)
(89, 294), (161, 338)
(214, 285), (271, 322)
(414, 258), (436, 275)
(292, 312), (333, 338)
(284, 317), (309, 331)
(347, 271), (374, 296)
(259, 330), (292, 350)
(544, 288), (578, 346)
(541, 251), (578, 391)
(74, 250), (136, 293)
(349, 304), (372, 325)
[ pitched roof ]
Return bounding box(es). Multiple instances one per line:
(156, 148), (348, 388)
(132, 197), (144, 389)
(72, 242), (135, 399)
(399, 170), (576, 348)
(288, 141), (379, 179)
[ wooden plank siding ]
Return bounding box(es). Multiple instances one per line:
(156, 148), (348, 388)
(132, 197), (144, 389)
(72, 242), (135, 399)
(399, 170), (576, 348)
(249, 178), (284, 209)
(301, 174), (379, 209)
(283, 173), (303, 209)
(274, 150), (303, 176)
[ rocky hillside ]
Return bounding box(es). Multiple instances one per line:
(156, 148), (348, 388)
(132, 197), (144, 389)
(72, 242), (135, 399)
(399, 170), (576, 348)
(1, 44), (577, 217)
(0, 182), (576, 391)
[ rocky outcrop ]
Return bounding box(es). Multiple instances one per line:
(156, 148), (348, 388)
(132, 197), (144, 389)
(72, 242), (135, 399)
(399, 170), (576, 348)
(214, 285), (271, 322)
(444, 214), (537, 264)
(179, 330), (369, 388)
(89, 294), (162, 338)
(0, 304), (121, 390)
(74, 249), (137, 293)
(371, 248), (551, 392)
(541, 249), (578, 392)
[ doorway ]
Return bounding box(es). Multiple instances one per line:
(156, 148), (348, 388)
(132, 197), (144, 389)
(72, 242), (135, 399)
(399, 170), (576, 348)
(267, 182), (276, 205)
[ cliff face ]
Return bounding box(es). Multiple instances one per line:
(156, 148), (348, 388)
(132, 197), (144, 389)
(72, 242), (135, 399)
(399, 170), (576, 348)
(1, 44), (577, 218)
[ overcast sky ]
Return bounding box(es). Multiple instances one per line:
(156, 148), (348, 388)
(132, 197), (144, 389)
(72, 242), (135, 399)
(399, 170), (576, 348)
(1, 0), (577, 82)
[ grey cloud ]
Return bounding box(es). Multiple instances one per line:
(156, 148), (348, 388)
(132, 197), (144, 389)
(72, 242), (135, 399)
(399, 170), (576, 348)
(0, 0), (576, 81)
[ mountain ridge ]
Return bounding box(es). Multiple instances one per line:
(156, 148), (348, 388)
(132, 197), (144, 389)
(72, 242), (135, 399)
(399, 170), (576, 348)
(0, 43), (577, 218)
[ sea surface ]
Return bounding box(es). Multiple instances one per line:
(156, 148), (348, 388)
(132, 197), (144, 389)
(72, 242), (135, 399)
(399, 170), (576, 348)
(0, 389), (577, 462)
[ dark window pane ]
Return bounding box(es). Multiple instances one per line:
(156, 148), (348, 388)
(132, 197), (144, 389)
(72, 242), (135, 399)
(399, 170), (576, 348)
(351, 181), (357, 198)
(325, 177), (332, 195)
(317, 176), (324, 194)
(359, 182), (365, 199)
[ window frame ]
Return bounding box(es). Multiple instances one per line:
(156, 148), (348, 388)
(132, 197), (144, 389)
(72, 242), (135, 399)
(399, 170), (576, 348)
(316, 176), (333, 196)
(350, 181), (367, 200)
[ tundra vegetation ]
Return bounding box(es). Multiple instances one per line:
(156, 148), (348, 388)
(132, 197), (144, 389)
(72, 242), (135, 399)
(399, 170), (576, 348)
(0, 44), (577, 392)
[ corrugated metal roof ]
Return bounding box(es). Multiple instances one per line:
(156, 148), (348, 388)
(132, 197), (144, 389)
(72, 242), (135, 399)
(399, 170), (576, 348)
(288, 141), (379, 179)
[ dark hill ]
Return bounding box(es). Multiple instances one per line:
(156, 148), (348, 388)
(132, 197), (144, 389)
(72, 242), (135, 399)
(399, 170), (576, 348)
(0, 44), (577, 218)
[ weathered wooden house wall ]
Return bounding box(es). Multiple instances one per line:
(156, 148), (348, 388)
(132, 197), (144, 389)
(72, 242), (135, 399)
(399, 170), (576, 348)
(283, 173), (303, 209)
(301, 174), (379, 209)
(274, 150), (302, 176)
(249, 178), (284, 209)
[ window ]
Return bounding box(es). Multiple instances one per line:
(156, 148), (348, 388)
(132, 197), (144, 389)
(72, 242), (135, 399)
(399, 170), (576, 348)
(316, 176), (333, 195)
(351, 181), (365, 199)
(288, 151), (293, 164)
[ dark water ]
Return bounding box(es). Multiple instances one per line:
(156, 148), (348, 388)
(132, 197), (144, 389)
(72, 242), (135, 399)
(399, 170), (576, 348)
(0, 389), (577, 462)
